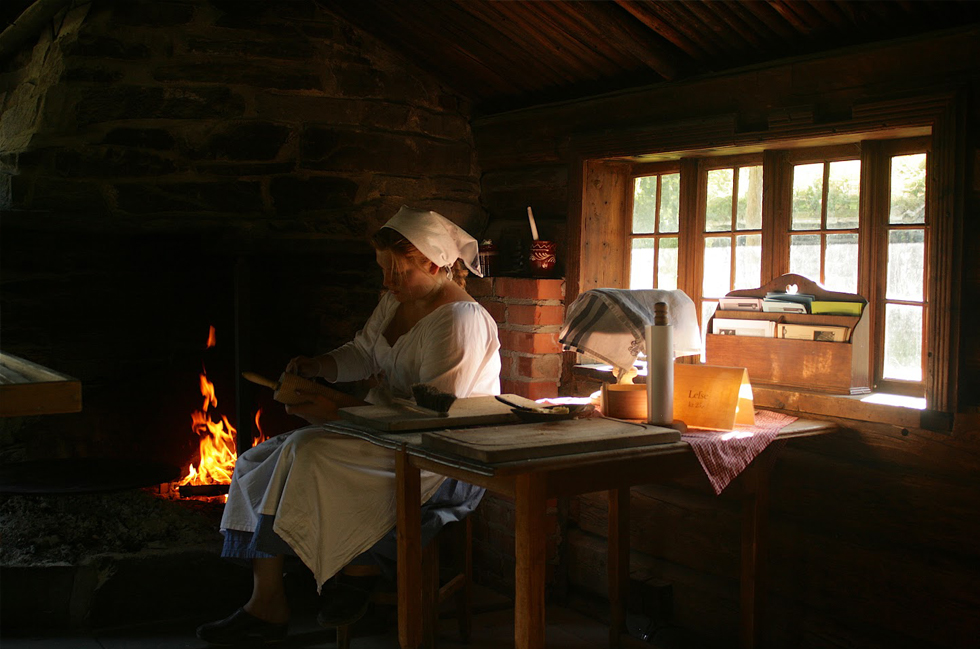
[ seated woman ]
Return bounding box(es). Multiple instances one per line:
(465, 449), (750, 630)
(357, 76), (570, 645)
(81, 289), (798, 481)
(197, 206), (500, 646)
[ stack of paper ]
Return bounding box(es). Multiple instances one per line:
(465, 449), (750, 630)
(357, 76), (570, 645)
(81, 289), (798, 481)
(718, 297), (763, 311)
(712, 318), (776, 337)
(762, 299), (807, 314)
(778, 323), (849, 342)
(764, 291), (815, 312)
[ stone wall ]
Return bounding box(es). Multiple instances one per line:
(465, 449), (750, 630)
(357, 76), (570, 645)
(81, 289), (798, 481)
(0, 0), (483, 468)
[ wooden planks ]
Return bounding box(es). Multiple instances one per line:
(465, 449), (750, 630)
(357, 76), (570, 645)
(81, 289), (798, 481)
(0, 352), (81, 417)
(420, 418), (681, 463)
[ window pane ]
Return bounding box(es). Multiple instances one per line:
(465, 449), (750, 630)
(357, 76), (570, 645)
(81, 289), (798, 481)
(632, 177), (657, 233)
(890, 153), (926, 225)
(883, 303), (923, 381)
(703, 237), (732, 298)
(792, 163), (823, 230)
(825, 233), (858, 293)
(706, 169), (733, 232)
(734, 234), (761, 290)
(658, 237), (678, 289)
(826, 159), (860, 230)
(660, 173), (680, 233)
(629, 238), (655, 289)
(789, 234), (821, 282)
(887, 229), (925, 301)
(736, 166), (763, 230)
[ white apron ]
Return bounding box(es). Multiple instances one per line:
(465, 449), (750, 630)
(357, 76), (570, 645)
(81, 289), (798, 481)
(220, 426), (445, 589)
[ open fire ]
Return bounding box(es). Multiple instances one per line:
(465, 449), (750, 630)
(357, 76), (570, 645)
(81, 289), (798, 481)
(175, 326), (266, 497)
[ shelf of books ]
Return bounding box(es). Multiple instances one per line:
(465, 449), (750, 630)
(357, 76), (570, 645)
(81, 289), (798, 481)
(705, 273), (870, 395)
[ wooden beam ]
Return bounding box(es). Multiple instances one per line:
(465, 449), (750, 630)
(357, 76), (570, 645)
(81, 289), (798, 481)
(650, 1), (721, 56)
(563, 0), (681, 80)
(613, 0), (706, 61)
(475, 0), (610, 82)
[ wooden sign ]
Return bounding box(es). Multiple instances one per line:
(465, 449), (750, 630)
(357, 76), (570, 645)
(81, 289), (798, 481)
(673, 363), (754, 431)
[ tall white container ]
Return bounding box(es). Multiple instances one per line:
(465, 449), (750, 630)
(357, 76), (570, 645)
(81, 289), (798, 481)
(645, 302), (673, 427)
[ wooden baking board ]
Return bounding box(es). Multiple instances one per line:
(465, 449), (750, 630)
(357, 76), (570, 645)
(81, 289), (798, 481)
(420, 418), (681, 463)
(338, 395), (520, 432)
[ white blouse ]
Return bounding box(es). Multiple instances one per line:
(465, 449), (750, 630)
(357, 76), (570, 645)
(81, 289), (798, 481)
(326, 291), (501, 401)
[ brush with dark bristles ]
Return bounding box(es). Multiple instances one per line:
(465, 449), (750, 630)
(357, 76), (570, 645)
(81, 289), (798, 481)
(411, 383), (457, 416)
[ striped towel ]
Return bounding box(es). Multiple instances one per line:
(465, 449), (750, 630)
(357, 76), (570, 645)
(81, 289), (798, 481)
(559, 289), (701, 374)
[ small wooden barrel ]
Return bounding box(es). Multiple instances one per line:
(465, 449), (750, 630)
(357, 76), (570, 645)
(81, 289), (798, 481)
(601, 383), (647, 420)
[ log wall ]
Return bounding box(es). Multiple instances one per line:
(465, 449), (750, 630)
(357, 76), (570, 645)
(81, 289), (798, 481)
(474, 27), (980, 648)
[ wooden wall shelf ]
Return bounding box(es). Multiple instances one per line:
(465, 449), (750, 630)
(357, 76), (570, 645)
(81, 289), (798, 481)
(705, 274), (870, 395)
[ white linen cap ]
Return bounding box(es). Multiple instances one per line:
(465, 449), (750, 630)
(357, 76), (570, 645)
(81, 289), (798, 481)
(381, 206), (483, 277)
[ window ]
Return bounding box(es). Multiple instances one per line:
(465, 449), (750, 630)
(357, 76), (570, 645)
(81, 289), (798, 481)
(629, 170), (679, 289)
(621, 139), (931, 398)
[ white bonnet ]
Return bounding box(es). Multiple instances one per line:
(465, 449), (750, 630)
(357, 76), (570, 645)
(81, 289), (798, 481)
(381, 206), (483, 277)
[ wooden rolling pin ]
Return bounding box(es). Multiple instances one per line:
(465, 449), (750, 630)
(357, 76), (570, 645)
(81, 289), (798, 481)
(242, 371), (361, 407)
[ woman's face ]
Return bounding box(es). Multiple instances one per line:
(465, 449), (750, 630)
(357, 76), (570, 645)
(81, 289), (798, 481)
(376, 249), (439, 302)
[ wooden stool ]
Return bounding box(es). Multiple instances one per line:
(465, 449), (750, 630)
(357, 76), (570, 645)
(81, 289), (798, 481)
(336, 516), (473, 649)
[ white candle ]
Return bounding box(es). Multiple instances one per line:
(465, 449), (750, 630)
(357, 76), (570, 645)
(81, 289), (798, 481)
(527, 206), (539, 240)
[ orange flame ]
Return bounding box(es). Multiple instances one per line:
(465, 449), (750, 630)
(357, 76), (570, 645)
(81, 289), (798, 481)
(178, 326), (238, 488)
(206, 325), (217, 349)
(177, 326), (272, 492)
(254, 408), (268, 447)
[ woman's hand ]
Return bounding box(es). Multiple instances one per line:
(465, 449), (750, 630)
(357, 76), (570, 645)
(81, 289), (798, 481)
(283, 389), (340, 425)
(285, 356), (320, 379)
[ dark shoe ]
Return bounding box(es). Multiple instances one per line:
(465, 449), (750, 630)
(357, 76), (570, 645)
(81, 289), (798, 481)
(196, 607), (288, 646)
(317, 581), (371, 628)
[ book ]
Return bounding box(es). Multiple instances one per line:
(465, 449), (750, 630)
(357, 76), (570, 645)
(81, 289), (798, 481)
(762, 299), (808, 314)
(778, 323), (849, 342)
(712, 318), (776, 338)
(810, 300), (864, 316)
(718, 297), (763, 311)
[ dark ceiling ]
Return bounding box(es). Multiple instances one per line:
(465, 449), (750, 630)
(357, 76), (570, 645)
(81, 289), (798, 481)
(318, 0), (980, 114)
(4, 1), (980, 116)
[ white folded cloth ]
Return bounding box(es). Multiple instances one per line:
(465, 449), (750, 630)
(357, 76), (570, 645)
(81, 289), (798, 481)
(559, 289), (701, 375)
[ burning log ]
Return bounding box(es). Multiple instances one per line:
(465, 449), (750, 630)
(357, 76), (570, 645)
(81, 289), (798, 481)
(178, 483), (230, 498)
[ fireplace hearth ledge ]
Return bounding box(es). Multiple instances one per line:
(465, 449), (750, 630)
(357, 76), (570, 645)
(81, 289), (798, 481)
(0, 543), (257, 632)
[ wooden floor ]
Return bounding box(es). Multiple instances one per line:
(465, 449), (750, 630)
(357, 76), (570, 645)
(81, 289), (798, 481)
(1, 584), (703, 649)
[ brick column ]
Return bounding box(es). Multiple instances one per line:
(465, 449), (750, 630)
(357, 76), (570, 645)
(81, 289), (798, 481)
(468, 276), (566, 593)
(470, 277), (565, 399)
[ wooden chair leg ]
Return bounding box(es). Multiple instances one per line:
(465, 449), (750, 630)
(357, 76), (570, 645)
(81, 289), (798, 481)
(336, 623), (351, 649)
(422, 535), (440, 648)
(456, 517), (472, 642)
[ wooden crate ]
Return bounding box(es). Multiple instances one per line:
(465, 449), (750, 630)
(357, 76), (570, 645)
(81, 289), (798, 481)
(705, 275), (871, 395)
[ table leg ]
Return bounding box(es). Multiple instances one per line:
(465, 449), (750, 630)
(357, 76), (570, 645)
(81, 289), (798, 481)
(396, 447), (422, 649)
(608, 488), (630, 648)
(739, 442), (783, 649)
(515, 473), (547, 649)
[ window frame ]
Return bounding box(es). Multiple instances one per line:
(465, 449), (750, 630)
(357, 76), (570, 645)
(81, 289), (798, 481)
(572, 94), (963, 415)
(625, 139), (931, 398)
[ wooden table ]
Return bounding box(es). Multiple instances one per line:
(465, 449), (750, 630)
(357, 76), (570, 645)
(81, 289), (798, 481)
(325, 416), (835, 649)
(0, 352), (82, 417)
